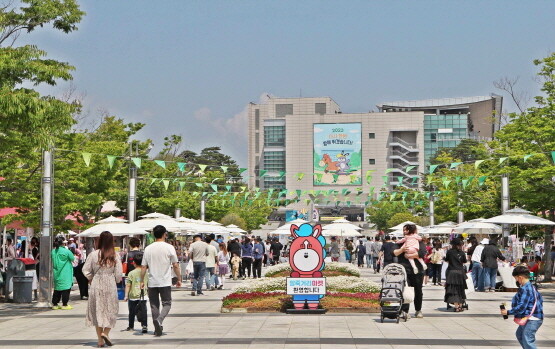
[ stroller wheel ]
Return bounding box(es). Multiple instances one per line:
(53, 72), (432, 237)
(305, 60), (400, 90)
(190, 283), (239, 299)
(396, 316), (400, 324)
(446, 303), (452, 310)
(464, 303), (469, 310)
(380, 316), (384, 323)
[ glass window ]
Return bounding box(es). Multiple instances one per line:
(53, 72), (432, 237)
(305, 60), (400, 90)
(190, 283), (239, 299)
(315, 103), (326, 115)
(368, 159), (375, 165)
(264, 125), (285, 147)
(275, 104), (293, 117)
(255, 133), (259, 152)
(368, 133), (375, 139)
(255, 109), (259, 130)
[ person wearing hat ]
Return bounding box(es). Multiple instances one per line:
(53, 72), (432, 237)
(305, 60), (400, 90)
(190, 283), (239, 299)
(444, 238), (468, 312)
(471, 238), (489, 292)
(68, 238), (77, 250)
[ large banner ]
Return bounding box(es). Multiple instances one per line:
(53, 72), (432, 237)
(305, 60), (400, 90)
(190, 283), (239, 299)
(313, 123), (362, 185)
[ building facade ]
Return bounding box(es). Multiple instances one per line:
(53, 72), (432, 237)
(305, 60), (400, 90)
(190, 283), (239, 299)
(247, 95), (501, 219)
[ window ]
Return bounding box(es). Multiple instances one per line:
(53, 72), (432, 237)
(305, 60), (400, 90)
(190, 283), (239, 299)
(431, 133), (436, 143)
(275, 104), (293, 117)
(368, 159), (376, 165)
(264, 125), (285, 147)
(255, 133), (259, 152)
(254, 109), (259, 130)
(263, 151), (285, 172)
(368, 133), (375, 139)
(315, 103), (326, 115)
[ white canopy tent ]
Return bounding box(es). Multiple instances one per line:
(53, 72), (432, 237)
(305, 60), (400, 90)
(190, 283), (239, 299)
(453, 218), (502, 235)
(483, 207), (555, 238)
(129, 216), (183, 232)
(426, 221), (458, 235)
(389, 221), (424, 231)
(76, 222), (147, 238)
(226, 224), (247, 234)
(322, 218), (363, 237)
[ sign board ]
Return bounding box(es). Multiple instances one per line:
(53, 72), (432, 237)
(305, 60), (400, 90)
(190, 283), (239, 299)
(313, 123), (362, 185)
(288, 223), (327, 310)
(287, 277), (326, 295)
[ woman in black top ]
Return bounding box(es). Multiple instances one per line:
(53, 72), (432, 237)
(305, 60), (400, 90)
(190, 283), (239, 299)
(444, 238), (467, 312)
(393, 224), (426, 319)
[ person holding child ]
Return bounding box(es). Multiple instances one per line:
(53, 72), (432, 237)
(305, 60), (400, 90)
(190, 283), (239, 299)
(124, 253), (148, 333)
(396, 224), (427, 274)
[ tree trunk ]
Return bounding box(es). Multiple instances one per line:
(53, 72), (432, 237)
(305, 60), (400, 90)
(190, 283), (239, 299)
(543, 209), (554, 282)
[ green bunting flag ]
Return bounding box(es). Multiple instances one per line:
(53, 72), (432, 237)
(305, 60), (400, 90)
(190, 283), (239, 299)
(327, 189), (335, 196)
(425, 192), (431, 199)
(382, 176), (388, 184)
(366, 175), (372, 184)
(523, 154), (534, 162)
(107, 155), (116, 169)
(131, 157), (142, 168)
(411, 176), (418, 184)
(346, 201), (351, 207)
(332, 174), (339, 183)
(499, 157), (508, 165)
(278, 171), (286, 179)
(296, 190), (302, 198)
(198, 164), (208, 172)
(478, 176), (488, 186)
(195, 182), (204, 188)
(443, 180), (451, 189)
(268, 188), (274, 197)
(450, 162), (462, 169)
(162, 180), (170, 190)
(238, 168), (247, 174)
(82, 152), (92, 167)
(220, 166), (228, 173)
(210, 184), (218, 192)
(240, 186), (247, 193)
(385, 168), (395, 174)
(296, 173), (305, 181)
(315, 173), (323, 183)
(149, 178), (157, 186)
(225, 185), (232, 192)
(390, 192), (397, 201)
(341, 188), (349, 196)
(179, 182), (186, 190)
(426, 176), (433, 186)
(397, 176), (403, 184)
(259, 170), (267, 177)
(154, 160), (166, 169)
(455, 176), (461, 184)
(461, 179), (469, 189)
(429, 164), (440, 174)
(406, 165), (416, 173)
(551, 151), (555, 164)
(474, 160), (484, 169)
(177, 162), (187, 172)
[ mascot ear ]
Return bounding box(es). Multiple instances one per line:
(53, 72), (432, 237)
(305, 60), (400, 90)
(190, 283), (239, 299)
(290, 224), (299, 238)
(312, 224), (322, 238)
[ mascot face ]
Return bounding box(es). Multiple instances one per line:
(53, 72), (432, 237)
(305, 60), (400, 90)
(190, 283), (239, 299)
(292, 239), (321, 272)
(289, 223), (326, 275)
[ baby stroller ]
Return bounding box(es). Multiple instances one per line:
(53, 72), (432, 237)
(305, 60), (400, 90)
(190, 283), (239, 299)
(379, 263), (409, 323)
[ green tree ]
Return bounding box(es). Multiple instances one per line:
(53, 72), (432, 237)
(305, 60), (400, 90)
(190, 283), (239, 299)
(0, 0), (84, 227)
(366, 201), (411, 231)
(220, 213), (247, 230)
(387, 212), (422, 229)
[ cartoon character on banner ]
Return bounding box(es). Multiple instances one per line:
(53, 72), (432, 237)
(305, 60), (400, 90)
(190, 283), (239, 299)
(289, 223), (326, 309)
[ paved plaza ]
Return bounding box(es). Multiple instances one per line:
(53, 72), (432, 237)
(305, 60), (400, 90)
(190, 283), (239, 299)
(0, 269), (554, 349)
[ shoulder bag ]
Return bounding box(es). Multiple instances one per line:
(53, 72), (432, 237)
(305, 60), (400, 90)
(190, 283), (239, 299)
(514, 287), (538, 326)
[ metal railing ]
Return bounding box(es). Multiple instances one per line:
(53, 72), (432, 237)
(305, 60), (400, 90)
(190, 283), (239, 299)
(389, 137), (418, 150)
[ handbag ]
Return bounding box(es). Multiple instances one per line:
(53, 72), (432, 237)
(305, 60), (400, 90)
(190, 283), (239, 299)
(403, 286), (415, 304)
(134, 290), (147, 323)
(514, 288), (538, 326)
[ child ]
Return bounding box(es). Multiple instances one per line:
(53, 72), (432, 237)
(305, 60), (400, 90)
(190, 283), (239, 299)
(217, 243), (230, 289)
(230, 252), (241, 281)
(124, 253), (148, 333)
(397, 224), (427, 274)
(500, 266), (543, 348)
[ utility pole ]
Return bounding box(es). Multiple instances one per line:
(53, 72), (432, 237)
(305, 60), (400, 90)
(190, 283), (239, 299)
(457, 190), (464, 223)
(501, 174), (510, 238)
(38, 150), (53, 306)
(429, 191), (435, 226)
(128, 143), (137, 223)
(200, 198), (206, 221)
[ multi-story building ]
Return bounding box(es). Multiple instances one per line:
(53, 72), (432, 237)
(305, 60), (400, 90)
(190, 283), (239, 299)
(377, 95), (503, 165)
(247, 95), (502, 220)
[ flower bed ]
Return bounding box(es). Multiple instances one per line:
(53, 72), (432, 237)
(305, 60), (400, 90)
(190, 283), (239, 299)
(264, 262), (361, 278)
(232, 276), (380, 294)
(222, 291), (380, 312)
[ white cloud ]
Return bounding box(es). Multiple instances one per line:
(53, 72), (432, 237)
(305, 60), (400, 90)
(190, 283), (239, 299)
(314, 127), (324, 133)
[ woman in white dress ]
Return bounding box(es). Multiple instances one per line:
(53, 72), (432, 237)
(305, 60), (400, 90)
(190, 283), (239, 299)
(83, 231), (122, 347)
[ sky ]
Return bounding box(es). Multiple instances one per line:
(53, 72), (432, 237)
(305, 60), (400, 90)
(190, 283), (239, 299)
(22, 0), (555, 166)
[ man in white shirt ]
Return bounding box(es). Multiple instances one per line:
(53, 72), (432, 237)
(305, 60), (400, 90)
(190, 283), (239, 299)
(364, 238), (373, 268)
(204, 236), (219, 290)
(141, 225), (181, 337)
(189, 234), (209, 296)
(471, 238), (487, 292)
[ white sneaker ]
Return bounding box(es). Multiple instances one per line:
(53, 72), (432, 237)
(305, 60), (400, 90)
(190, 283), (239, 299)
(422, 264), (428, 271)
(415, 311), (424, 318)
